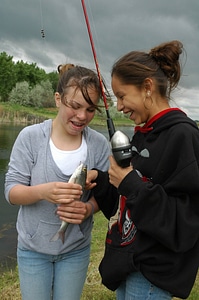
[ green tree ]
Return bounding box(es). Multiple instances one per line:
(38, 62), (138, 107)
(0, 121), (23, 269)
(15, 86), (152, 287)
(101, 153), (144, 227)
(9, 81), (30, 106)
(29, 80), (54, 107)
(15, 61), (47, 87)
(0, 52), (16, 101)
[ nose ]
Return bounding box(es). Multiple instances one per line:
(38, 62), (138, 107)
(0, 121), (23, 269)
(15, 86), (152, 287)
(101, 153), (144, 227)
(117, 99), (124, 112)
(76, 108), (87, 120)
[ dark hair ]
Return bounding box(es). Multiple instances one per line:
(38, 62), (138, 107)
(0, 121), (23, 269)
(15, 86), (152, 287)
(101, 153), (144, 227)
(57, 64), (102, 111)
(111, 40), (184, 99)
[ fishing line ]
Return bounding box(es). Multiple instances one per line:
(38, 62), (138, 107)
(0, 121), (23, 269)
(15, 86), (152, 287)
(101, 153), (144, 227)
(39, 0), (45, 39)
(86, 0), (104, 73)
(81, 0), (115, 138)
(81, 0), (133, 168)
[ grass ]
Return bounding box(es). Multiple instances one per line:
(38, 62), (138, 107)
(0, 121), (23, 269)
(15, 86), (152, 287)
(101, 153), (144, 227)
(0, 212), (198, 299)
(0, 102), (133, 127)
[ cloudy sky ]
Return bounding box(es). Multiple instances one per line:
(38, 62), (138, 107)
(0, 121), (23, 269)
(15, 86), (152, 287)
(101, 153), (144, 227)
(1, 0), (199, 119)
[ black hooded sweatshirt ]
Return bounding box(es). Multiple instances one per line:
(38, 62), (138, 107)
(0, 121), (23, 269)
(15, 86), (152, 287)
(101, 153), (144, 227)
(93, 108), (199, 299)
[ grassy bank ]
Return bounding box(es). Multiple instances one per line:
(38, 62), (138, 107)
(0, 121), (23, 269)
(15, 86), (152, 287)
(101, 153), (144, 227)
(0, 102), (132, 126)
(0, 212), (198, 299)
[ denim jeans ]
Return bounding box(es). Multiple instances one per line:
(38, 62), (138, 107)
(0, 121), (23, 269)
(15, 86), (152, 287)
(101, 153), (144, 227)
(17, 244), (90, 300)
(116, 272), (172, 300)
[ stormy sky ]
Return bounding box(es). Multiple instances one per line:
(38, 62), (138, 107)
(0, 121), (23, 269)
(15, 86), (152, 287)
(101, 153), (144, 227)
(1, 0), (199, 119)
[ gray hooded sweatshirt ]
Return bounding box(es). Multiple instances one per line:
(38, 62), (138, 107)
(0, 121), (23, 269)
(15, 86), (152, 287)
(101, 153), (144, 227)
(5, 119), (110, 255)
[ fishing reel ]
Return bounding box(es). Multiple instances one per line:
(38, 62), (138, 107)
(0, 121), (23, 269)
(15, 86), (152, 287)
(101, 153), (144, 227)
(107, 117), (132, 168)
(111, 130), (132, 168)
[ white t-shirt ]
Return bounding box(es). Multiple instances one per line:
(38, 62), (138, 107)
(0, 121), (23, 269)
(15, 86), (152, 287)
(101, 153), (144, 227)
(49, 136), (87, 175)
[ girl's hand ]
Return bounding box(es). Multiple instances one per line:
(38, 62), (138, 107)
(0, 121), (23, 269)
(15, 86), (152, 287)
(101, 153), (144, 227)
(108, 155), (133, 188)
(9, 182), (83, 206)
(85, 170), (98, 190)
(57, 197), (98, 223)
(40, 182), (83, 204)
(56, 200), (87, 224)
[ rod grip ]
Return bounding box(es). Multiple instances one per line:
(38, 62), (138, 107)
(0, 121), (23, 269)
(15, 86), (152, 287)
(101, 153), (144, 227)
(107, 117), (115, 140)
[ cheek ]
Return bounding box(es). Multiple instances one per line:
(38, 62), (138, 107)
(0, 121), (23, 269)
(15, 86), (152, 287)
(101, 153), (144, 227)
(87, 112), (95, 122)
(59, 107), (73, 120)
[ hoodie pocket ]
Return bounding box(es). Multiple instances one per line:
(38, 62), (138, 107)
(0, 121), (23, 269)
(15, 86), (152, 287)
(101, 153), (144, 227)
(99, 243), (138, 291)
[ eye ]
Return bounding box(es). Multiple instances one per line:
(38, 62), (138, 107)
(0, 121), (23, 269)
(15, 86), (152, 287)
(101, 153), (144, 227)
(87, 107), (96, 113)
(65, 100), (81, 110)
(115, 93), (124, 100)
(70, 100), (81, 110)
(117, 95), (124, 101)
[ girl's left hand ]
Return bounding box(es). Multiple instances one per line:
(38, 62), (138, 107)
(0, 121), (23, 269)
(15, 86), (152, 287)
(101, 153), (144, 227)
(56, 200), (87, 224)
(108, 155), (133, 188)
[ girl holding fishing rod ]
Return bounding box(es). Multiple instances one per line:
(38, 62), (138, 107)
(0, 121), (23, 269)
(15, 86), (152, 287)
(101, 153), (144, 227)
(87, 40), (199, 299)
(4, 64), (110, 300)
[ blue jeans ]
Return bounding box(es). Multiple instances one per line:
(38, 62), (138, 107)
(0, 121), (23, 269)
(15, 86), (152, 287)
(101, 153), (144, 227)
(116, 272), (172, 300)
(17, 244), (90, 300)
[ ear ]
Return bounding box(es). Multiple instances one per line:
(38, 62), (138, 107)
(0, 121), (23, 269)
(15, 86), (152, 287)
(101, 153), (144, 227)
(144, 78), (153, 94)
(55, 92), (61, 108)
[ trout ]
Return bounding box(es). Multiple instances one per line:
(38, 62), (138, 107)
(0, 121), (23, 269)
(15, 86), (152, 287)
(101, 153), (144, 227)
(50, 163), (87, 244)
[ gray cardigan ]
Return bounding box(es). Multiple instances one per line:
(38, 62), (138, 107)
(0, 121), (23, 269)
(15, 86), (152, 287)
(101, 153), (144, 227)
(5, 119), (110, 255)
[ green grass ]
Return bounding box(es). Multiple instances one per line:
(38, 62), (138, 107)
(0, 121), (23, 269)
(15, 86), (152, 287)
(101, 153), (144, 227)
(0, 102), (133, 126)
(0, 212), (198, 299)
(0, 102), (58, 122)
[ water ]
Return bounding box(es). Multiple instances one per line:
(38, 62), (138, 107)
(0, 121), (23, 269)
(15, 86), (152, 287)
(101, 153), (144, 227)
(0, 124), (25, 270)
(0, 122), (134, 271)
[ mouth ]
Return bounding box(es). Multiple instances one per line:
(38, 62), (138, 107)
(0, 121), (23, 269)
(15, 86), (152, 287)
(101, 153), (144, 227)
(129, 111), (136, 120)
(123, 109), (134, 119)
(71, 120), (85, 129)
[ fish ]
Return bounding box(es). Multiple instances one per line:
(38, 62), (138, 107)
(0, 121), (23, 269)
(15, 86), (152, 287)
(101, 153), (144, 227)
(50, 163), (87, 244)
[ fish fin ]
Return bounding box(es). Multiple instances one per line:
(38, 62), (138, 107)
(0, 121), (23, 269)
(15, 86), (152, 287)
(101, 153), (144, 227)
(50, 230), (65, 244)
(50, 231), (60, 242)
(60, 231), (65, 244)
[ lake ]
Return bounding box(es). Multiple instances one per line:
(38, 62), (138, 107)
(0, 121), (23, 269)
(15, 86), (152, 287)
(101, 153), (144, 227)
(0, 122), (134, 271)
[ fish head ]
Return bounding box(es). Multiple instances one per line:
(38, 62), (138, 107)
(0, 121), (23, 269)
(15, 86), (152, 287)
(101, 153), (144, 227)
(70, 163), (87, 189)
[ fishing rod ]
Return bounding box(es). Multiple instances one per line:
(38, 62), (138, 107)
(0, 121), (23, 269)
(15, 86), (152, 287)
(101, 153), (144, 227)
(81, 0), (115, 139)
(81, 0), (132, 167)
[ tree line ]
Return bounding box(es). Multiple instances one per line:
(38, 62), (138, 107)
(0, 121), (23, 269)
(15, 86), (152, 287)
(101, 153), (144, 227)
(0, 51), (58, 107)
(0, 51), (129, 120)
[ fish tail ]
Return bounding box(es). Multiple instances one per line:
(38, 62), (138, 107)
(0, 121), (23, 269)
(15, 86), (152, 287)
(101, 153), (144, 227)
(50, 229), (65, 244)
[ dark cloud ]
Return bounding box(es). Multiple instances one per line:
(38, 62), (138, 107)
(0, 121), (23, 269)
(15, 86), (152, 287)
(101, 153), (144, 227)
(1, 0), (199, 118)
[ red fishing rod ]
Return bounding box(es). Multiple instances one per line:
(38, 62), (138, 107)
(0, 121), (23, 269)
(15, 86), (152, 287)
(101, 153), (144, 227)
(81, 0), (132, 167)
(81, 0), (115, 139)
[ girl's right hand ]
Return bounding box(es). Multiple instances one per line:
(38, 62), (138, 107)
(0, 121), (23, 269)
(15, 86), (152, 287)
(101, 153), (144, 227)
(85, 170), (98, 190)
(39, 181), (83, 204)
(9, 182), (83, 205)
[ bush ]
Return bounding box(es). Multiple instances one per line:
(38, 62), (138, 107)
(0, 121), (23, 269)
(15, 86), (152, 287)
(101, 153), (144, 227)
(9, 81), (30, 106)
(8, 80), (55, 108)
(29, 80), (55, 108)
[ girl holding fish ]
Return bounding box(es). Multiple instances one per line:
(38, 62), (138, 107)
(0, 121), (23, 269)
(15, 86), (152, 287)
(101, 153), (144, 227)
(4, 64), (110, 300)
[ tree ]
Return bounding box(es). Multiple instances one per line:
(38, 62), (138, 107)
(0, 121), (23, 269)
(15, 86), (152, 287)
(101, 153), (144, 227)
(0, 52), (16, 101)
(29, 80), (55, 107)
(47, 71), (59, 92)
(9, 81), (30, 106)
(15, 61), (47, 87)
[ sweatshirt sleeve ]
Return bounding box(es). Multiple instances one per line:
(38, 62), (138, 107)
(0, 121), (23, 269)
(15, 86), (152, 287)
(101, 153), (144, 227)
(4, 127), (35, 204)
(93, 170), (119, 220)
(118, 164), (199, 253)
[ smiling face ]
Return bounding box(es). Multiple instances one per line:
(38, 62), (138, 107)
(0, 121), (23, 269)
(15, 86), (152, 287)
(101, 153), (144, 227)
(55, 86), (99, 136)
(111, 75), (153, 125)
